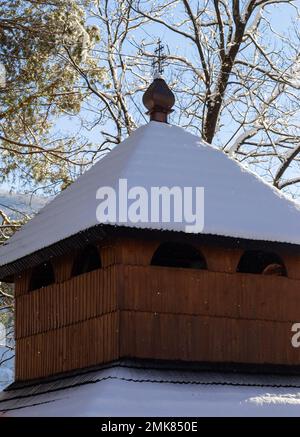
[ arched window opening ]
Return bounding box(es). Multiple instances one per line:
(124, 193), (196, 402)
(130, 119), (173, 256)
(29, 262), (55, 291)
(72, 245), (102, 277)
(237, 250), (287, 276)
(151, 242), (207, 270)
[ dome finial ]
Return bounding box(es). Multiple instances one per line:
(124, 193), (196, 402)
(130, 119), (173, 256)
(142, 39), (175, 123)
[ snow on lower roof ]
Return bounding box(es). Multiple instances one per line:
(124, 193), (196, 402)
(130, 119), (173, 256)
(1, 121), (300, 267)
(2, 362), (300, 417)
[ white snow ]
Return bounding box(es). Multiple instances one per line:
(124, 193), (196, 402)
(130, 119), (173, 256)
(3, 366), (300, 417)
(1, 121), (300, 267)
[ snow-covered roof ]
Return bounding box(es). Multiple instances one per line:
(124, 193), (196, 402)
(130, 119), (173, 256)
(2, 361), (300, 416)
(1, 121), (300, 268)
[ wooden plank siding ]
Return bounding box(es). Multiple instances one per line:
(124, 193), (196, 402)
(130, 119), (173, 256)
(13, 237), (300, 381)
(15, 266), (118, 380)
(120, 312), (296, 365)
(16, 313), (119, 380)
(15, 266), (117, 339)
(119, 265), (300, 322)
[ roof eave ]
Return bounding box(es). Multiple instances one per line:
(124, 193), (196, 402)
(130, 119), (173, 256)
(1, 224), (300, 281)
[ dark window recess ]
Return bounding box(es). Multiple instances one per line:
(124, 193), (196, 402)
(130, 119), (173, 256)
(72, 245), (101, 277)
(151, 242), (207, 269)
(237, 250), (287, 276)
(29, 262), (55, 291)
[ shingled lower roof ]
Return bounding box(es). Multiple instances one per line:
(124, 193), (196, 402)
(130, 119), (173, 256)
(0, 121), (300, 268)
(2, 360), (300, 416)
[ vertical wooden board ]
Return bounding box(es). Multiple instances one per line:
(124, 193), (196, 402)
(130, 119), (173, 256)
(128, 264), (134, 310)
(107, 313), (113, 362)
(63, 281), (69, 327)
(52, 254), (73, 283)
(115, 310), (120, 358)
(102, 313), (108, 362)
(117, 264), (126, 309)
(93, 270), (98, 318)
(96, 271), (104, 314)
(100, 240), (116, 268)
(25, 296), (29, 336)
(113, 265), (118, 310)
(14, 274), (24, 297)
(89, 269), (94, 319)
(14, 298), (20, 340)
(108, 267), (112, 313)
(14, 269), (32, 297)
(103, 268), (107, 315)
(119, 310), (131, 357)
(107, 313), (112, 361)
(82, 273), (87, 318)
(100, 313), (104, 363)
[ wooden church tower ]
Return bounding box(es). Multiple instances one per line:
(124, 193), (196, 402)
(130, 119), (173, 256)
(1, 78), (300, 383)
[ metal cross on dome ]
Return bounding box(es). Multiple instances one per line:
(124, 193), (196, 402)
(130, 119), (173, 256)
(152, 39), (167, 79)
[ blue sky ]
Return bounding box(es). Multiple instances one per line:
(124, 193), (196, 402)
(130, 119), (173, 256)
(55, 1), (296, 141)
